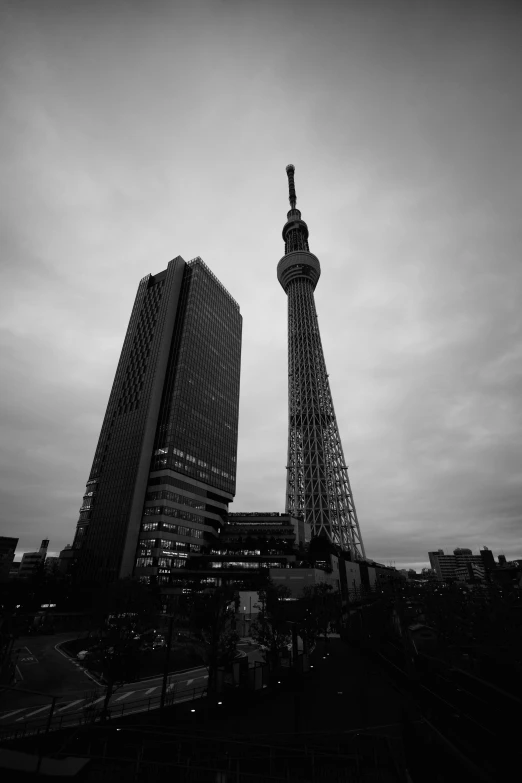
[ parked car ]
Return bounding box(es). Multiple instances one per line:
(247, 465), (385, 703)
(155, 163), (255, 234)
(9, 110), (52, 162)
(77, 650), (90, 661)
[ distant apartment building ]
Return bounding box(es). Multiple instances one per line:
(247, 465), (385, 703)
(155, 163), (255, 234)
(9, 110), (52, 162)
(0, 536), (18, 581)
(9, 562), (21, 579)
(44, 557), (59, 573)
(18, 539), (49, 579)
(429, 546), (504, 583)
(455, 562), (485, 583)
(57, 545), (75, 574)
(429, 549), (457, 581)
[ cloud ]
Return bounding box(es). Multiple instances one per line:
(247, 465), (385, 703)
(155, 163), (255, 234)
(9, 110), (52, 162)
(1, 0), (521, 571)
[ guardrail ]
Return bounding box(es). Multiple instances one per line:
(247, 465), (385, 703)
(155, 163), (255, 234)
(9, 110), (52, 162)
(0, 683), (208, 743)
(0, 649), (315, 745)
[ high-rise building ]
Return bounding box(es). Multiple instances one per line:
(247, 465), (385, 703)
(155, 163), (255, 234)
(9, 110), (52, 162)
(277, 165), (365, 559)
(72, 256), (242, 586)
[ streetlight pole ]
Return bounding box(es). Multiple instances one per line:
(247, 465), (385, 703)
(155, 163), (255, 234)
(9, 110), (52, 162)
(160, 614), (176, 711)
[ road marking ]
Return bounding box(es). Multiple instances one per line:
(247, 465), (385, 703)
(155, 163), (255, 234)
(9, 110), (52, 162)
(53, 640), (104, 687)
(16, 705), (51, 721)
(0, 708), (26, 720)
(84, 695), (106, 707)
(144, 687), (156, 695)
(56, 699), (84, 713)
(114, 692), (133, 702)
(185, 679), (194, 686)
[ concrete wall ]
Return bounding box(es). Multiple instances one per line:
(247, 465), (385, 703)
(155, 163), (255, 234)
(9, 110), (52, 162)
(344, 560), (362, 591)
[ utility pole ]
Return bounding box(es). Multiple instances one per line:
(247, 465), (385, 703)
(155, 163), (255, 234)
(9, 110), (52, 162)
(160, 613), (176, 711)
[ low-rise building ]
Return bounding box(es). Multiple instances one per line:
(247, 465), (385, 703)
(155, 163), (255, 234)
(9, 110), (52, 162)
(0, 536), (18, 581)
(269, 566), (339, 597)
(160, 513), (306, 595)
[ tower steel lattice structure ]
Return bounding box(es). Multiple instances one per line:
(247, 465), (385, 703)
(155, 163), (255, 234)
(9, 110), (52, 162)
(277, 165), (365, 559)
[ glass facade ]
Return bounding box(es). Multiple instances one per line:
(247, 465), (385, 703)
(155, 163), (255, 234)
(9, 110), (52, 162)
(72, 256), (241, 586)
(151, 259), (241, 495)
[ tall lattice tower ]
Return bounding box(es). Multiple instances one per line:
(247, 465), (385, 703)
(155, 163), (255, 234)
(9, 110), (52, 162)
(277, 164), (366, 559)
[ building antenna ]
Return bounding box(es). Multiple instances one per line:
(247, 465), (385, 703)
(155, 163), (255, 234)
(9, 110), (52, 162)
(286, 164), (297, 209)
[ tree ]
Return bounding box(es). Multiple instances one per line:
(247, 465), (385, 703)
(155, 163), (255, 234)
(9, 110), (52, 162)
(178, 585), (239, 692)
(88, 578), (161, 721)
(250, 581), (292, 665)
(300, 583), (342, 645)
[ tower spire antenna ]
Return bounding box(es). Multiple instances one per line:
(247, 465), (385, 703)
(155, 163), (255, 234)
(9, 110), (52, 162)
(286, 164), (297, 210)
(276, 165), (366, 560)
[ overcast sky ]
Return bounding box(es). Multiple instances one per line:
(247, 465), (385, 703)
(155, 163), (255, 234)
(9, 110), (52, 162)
(1, 0), (521, 570)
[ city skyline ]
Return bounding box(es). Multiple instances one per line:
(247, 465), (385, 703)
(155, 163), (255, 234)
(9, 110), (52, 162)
(2, 0), (522, 571)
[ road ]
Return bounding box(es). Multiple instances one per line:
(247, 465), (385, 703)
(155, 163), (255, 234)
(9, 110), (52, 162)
(0, 635), (264, 737)
(2, 633), (100, 708)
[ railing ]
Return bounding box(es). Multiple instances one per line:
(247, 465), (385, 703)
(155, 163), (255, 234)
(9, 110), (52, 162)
(13, 722), (415, 783)
(0, 649), (316, 746)
(0, 683), (208, 743)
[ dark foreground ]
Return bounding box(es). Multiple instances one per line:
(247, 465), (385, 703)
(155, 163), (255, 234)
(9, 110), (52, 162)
(1, 637), (519, 782)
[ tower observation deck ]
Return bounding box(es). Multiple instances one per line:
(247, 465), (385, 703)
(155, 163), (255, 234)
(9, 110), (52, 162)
(277, 165), (365, 559)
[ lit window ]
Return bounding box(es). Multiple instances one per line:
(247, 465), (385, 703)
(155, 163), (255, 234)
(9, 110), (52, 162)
(136, 557), (154, 567)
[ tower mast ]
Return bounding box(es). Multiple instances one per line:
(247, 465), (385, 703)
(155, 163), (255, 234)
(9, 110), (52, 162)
(277, 165), (365, 559)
